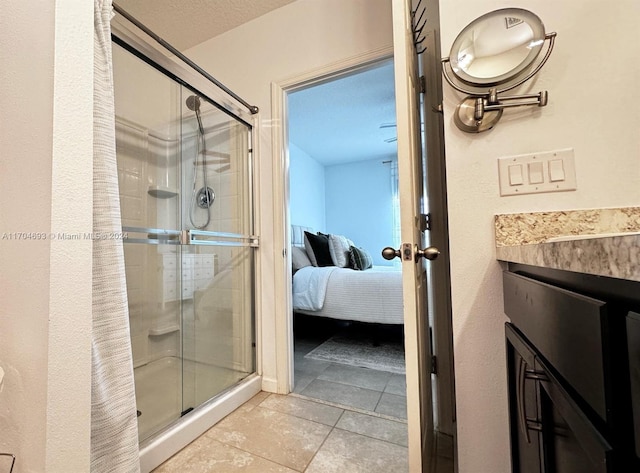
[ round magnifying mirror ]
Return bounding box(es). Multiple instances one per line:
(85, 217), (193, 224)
(449, 8), (546, 87)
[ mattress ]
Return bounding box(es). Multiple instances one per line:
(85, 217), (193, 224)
(293, 265), (404, 325)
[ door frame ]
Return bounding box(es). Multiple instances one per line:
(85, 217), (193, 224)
(270, 9), (456, 460)
(270, 45), (395, 394)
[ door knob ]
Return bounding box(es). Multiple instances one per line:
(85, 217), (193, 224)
(416, 246), (440, 261)
(382, 245), (440, 262)
(382, 247), (402, 260)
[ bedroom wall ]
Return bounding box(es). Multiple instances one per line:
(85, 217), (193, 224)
(289, 142), (326, 232)
(325, 158), (395, 266)
(439, 0), (640, 472)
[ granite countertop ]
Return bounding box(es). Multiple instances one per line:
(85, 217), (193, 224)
(495, 207), (640, 282)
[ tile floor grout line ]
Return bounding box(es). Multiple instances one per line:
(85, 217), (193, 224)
(331, 425), (409, 449)
(304, 376), (388, 397)
(314, 372), (394, 393)
(208, 434), (304, 473)
(301, 421), (337, 473)
(290, 392), (407, 424)
(255, 394), (346, 428)
(205, 403), (327, 473)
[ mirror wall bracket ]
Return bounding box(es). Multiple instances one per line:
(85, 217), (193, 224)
(441, 8), (557, 133)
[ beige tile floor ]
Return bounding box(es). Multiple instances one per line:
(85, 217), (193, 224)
(152, 391), (410, 473)
(153, 319), (454, 472)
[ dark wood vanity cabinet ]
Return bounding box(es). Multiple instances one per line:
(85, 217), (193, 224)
(503, 266), (640, 473)
(506, 324), (614, 473)
(506, 324), (544, 473)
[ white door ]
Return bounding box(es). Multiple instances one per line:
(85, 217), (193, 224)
(391, 0), (444, 471)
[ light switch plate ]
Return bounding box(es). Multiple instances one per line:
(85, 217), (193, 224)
(498, 148), (577, 196)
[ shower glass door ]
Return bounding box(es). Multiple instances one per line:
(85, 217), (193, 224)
(113, 42), (256, 443)
(179, 88), (255, 411)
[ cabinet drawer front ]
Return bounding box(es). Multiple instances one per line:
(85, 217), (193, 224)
(503, 271), (608, 421)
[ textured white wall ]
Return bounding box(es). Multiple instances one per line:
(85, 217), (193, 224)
(0, 3), (54, 471)
(439, 1), (640, 472)
(47, 1), (94, 470)
(0, 1), (94, 471)
(185, 0), (394, 390)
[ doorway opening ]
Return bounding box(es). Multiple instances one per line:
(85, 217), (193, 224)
(286, 59), (408, 419)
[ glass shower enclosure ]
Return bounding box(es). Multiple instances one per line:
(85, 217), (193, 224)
(112, 41), (256, 443)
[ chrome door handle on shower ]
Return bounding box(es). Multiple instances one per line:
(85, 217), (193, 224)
(181, 230), (259, 247)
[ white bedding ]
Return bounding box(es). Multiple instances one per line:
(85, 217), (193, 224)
(292, 266), (337, 310)
(292, 265), (404, 325)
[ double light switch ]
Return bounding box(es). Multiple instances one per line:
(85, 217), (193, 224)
(499, 148), (576, 196)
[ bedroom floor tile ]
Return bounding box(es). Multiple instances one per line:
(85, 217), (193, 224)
(300, 379), (382, 411)
(384, 373), (407, 395)
(294, 356), (331, 376)
(374, 392), (407, 420)
(294, 320), (407, 417)
(293, 372), (317, 393)
(316, 363), (392, 391)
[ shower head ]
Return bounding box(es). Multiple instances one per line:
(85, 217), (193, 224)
(186, 95), (201, 112)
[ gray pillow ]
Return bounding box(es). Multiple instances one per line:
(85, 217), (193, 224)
(349, 245), (373, 270)
(291, 246), (312, 272)
(328, 234), (354, 268)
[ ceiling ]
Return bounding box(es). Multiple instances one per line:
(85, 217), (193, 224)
(288, 61), (397, 166)
(115, 0), (297, 50)
(114, 1), (397, 167)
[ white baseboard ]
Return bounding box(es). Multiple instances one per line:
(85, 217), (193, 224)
(261, 376), (279, 393)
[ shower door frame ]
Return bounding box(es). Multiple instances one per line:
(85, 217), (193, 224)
(111, 22), (263, 473)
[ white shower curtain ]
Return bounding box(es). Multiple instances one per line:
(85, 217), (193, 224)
(91, 1), (140, 471)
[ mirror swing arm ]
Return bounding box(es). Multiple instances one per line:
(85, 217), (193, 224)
(441, 8), (557, 133)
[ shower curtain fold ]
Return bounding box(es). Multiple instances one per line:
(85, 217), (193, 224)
(91, 1), (141, 471)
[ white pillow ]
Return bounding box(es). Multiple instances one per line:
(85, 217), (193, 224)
(328, 234), (354, 268)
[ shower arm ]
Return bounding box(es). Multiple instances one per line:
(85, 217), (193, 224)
(112, 3), (259, 115)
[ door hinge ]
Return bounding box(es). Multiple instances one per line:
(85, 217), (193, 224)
(431, 355), (438, 375)
(420, 213), (432, 232)
(419, 75), (426, 94)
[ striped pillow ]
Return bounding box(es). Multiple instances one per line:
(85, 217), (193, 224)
(349, 246), (373, 270)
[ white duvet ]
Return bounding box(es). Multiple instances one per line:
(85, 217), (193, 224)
(292, 266), (337, 310)
(292, 265), (404, 325)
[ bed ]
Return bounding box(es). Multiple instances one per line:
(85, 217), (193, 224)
(291, 225), (404, 325)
